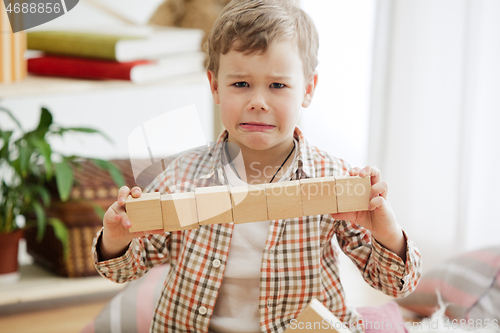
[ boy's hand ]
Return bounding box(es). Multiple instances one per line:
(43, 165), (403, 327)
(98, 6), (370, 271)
(331, 166), (407, 261)
(99, 186), (164, 261)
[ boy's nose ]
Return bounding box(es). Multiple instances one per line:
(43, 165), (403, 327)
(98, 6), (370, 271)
(248, 91), (268, 111)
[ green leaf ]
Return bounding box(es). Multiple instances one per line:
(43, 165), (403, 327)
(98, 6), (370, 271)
(62, 127), (99, 134)
(29, 137), (53, 179)
(0, 130), (13, 159)
(48, 218), (69, 260)
(0, 106), (23, 132)
(91, 159), (125, 187)
(32, 201), (46, 242)
(55, 127), (113, 144)
(54, 161), (74, 202)
(18, 141), (30, 177)
(35, 108), (53, 137)
(10, 159), (21, 178)
(0, 190), (17, 233)
(0, 129), (13, 141)
(20, 186), (32, 208)
(35, 186), (51, 207)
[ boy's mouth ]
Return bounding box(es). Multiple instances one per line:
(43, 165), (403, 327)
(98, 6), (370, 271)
(240, 122), (275, 131)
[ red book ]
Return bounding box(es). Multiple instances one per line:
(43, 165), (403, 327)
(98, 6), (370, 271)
(27, 53), (205, 83)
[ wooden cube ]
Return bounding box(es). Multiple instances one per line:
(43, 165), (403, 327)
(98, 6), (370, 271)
(230, 185), (268, 224)
(265, 180), (303, 220)
(161, 193), (199, 231)
(284, 298), (352, 332)
(195, 185), (233, 225)
(300, 177), (337, 216)
(335, 176), (371, 213)
(126, 192), (163, 233)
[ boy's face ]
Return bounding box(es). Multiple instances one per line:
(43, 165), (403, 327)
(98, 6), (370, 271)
(208, 40), (317, 154)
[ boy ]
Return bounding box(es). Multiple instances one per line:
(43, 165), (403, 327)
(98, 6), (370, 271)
(93, 0), (422, 332)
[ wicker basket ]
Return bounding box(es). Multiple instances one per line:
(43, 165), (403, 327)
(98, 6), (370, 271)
(25, 159), (138, 277)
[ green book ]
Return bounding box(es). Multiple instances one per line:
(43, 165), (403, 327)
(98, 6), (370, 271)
(27, 27), (204, 62)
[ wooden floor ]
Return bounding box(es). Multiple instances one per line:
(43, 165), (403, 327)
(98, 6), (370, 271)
(0, 300), (108, 333)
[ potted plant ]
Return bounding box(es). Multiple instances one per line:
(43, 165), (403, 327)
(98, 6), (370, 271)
(0, 106), (124, 282)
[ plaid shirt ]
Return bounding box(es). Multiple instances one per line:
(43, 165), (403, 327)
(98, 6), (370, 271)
(93, 127), (422, 333)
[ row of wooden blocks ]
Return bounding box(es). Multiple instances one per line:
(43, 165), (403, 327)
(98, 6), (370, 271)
(284, 298), (353, 332)
(126, 176), (371, 233)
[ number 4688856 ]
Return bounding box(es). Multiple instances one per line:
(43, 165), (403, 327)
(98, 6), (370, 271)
(5, 2), (61, 14)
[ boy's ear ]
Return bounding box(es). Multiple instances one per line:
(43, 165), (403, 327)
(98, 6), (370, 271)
(302, 70), (319, 108)
(207, 70), (220, 105)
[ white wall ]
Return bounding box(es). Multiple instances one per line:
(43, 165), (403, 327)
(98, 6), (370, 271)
(0, 82), (213, 160)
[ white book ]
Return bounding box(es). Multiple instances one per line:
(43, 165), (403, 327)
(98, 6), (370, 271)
(115, 26), (205, 62)
(130, 51), (206, 83)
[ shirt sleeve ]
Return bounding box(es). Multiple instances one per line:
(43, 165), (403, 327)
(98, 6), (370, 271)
(91, 163), (178, 283)
(92, 228), (171, 283)
(335, 219), (422, 298)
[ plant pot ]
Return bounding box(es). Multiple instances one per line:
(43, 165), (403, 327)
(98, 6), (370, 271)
(0, 229), (24, 284)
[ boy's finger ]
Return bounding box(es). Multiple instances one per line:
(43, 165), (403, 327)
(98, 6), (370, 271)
(371, 181), (388, 200)
(358, 166), (371, 177)
(103, 206), (117, 224)
(370, 166), (382, 184)
(359, 166), (382, 184)
(108, 202), (132, 228)
(114, 209), (131, 228)
(114, 213), (122, 222)
(349, 167), (361, 176)
(130, 186), (142, 198)
(369, 195), (387, 211)
(121, 218), (132, 229)
(117, 186), (131, 205)
(110, 201), (126, 214)
(104, 204), (124, 225)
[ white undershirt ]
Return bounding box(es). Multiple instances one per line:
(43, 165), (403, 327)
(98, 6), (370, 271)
(209, 140), (298, 333)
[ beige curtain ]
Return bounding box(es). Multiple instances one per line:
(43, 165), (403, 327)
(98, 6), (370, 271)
(369, 0), (500, 270)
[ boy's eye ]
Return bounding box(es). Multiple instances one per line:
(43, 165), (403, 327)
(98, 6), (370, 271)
(233, 82), (249, 88)
(270, 83), (285, 89)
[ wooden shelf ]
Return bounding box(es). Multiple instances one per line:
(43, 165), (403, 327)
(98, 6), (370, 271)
(0, 264), (126, 313)
(0, 72), (208, 98)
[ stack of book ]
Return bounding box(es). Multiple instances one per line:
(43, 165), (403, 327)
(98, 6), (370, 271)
(26, 26), (206, 83)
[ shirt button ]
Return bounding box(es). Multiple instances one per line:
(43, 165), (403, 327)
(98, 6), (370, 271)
(212, 259), (221, 268)
(390, 263), (399, 271)
(198, 306), (207, 315)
